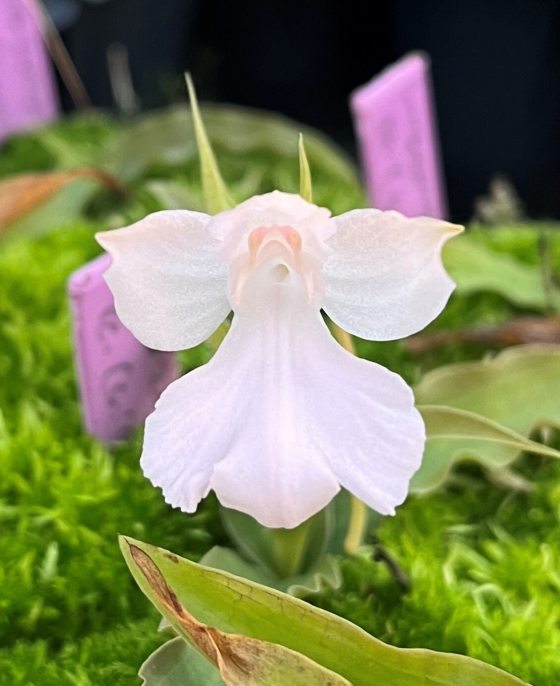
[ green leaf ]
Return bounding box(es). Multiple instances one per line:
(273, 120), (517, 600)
(443, 233), (560, 310)
(298, 134), (313, 202)
(185, 74), (234, 214)
(200, 546), (276, 587)
(285, 555), (342, 598)
(421, 405), (560, 458)
(200, 545), (342, 599)
(195, 106), (359, 187)
(140, 637), (225, 685)
(220, 507), (331, 577)
(1, 179), (98, 244)
(124, 540), (350, 685)
(121, 536), (529, 686)
(413, 345), (560, 491)
(143, 180), (204, 211)
(102, 104), (361, 192)
(415, 404), (560, 492)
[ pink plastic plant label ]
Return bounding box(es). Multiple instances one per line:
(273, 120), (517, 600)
(0, 0), (58, 142)
(351, 52), (447, 218)
(68, 254), (179, 442)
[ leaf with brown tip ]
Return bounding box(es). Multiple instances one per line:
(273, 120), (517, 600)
(129, 544), (350, 686)
(0, 168), (124, 232)
(121, 536), (529, 686)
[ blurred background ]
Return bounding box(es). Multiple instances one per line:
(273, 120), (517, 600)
(20, 0), (560, 220)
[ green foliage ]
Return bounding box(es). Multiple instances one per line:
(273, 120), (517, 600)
(100, 103), (365, 217)
(414, 347), (560, 490)
(0, 113), (117, 177)
(314, 457), (560, 685)
(122, 537), (526, 685)
(0, 618), (164, 685)
(444, 231), (560, 310)
(125, 540), (354, 685)
(140, 637), (226, 686)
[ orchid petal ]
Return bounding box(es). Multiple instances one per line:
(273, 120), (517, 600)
(96, 210), (230, 351)
(141, 259), (424, 528)
(323, 209), (462, 341)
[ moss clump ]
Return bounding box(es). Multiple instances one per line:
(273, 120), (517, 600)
(0, 618), (163, 686)
(0, 223), (225, 652)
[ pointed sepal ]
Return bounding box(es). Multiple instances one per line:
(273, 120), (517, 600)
(185, 73), (234, 214)
(298, 133), (313, 203)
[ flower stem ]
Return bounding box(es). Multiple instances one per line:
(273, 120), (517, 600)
(330, 321), (370, 555)
(371, 535), (411, 591)
(344, 495), (369, 555)
(331, 324), (355, 354)
(269, 519), (314, 578)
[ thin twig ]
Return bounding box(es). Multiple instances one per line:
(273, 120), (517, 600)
(107, 42), (138, 117)
(27, 0), (91, 110)
(329, 321), (371, 555)
(538, 229), (556, 314)
(370, 534), (410, 591)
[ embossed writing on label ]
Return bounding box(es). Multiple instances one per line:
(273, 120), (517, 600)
(68, 254), (179, 442)
(351, 52), (447, 219)
(0, 0), (58, 141)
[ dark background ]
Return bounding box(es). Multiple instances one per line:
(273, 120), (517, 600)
(46, 0), (560, 221)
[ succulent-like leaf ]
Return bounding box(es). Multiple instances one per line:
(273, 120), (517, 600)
(220, 507), (331, 578)
(414, 345), (560, 491)
(140, 637), (225, 685)
(200, 545), (342, 599)
(415, 404), (560, 491)
(121, 536), (528, 686)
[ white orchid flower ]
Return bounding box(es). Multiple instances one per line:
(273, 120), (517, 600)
(97, 191), (461, 528)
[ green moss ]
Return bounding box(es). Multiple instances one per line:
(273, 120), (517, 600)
(0, 113), (118, 178)
(0, 617), (165, 685)
(0, 223), (225, 652)
(1, 113), (560, 684)
(315, 458), (560, 685)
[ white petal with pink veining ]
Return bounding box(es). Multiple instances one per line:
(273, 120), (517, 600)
(323, 209), (462, 341)
(96, 210), (230, 351)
